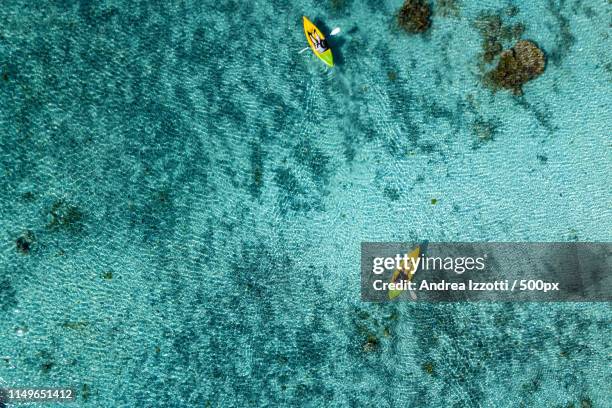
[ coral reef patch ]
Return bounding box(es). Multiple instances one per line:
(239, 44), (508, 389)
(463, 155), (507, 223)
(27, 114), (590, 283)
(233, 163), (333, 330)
(485, 40), (546, 95)
(398, 0), (432, 34)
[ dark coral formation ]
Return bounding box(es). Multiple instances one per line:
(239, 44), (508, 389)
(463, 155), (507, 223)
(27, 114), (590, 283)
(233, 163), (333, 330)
(474, 13), (525, 63)
(398, 0), (432, 34)
(486, 40), (546, 95)
(473, 12), (546, 95)
(47, 199), (84, 232)
(422, 361), (435, 374)
(362, 334), (380, 352)
(352, 305), (400, 356)
(383, 186), (400, 201)
(39, 350), (55, 374)
(15, 230), (35, 254)
(482, 36), (503, 64)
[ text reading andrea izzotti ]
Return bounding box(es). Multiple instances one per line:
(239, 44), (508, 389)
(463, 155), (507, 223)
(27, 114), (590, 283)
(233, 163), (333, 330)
(360, 242), (612, 302)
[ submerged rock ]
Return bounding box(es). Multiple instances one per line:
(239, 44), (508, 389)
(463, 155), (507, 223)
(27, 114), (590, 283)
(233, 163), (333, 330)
(16, 231), (35, 254)
(486, 40), (545, 95)
(398, 0), (431, 34)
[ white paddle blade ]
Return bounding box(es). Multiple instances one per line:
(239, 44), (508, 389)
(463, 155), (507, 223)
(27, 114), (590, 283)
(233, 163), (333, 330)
(298, 47), (310, 54)
(330, 27), (341, 36)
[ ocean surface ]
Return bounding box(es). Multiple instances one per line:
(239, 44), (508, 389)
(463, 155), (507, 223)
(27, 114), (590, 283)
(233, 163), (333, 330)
(0, 0), (611, 406)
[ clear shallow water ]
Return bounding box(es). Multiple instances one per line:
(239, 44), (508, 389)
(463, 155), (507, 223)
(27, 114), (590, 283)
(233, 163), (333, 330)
(0, 0), (610, 406)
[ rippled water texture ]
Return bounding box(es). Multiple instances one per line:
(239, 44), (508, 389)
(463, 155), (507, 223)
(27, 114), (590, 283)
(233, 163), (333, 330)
(0, 0), (610, 406)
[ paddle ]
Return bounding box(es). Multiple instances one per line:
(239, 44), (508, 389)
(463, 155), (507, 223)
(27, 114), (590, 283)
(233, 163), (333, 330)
(299, 27), (341, 53)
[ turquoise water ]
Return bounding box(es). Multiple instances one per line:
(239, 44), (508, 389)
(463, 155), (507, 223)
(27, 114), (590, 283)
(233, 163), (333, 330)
(0, 0), (611, 406)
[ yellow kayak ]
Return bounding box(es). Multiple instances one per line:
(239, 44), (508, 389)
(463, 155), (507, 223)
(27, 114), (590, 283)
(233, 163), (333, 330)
(388, 245), (420, 300)
(303, 16), (334, 67)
